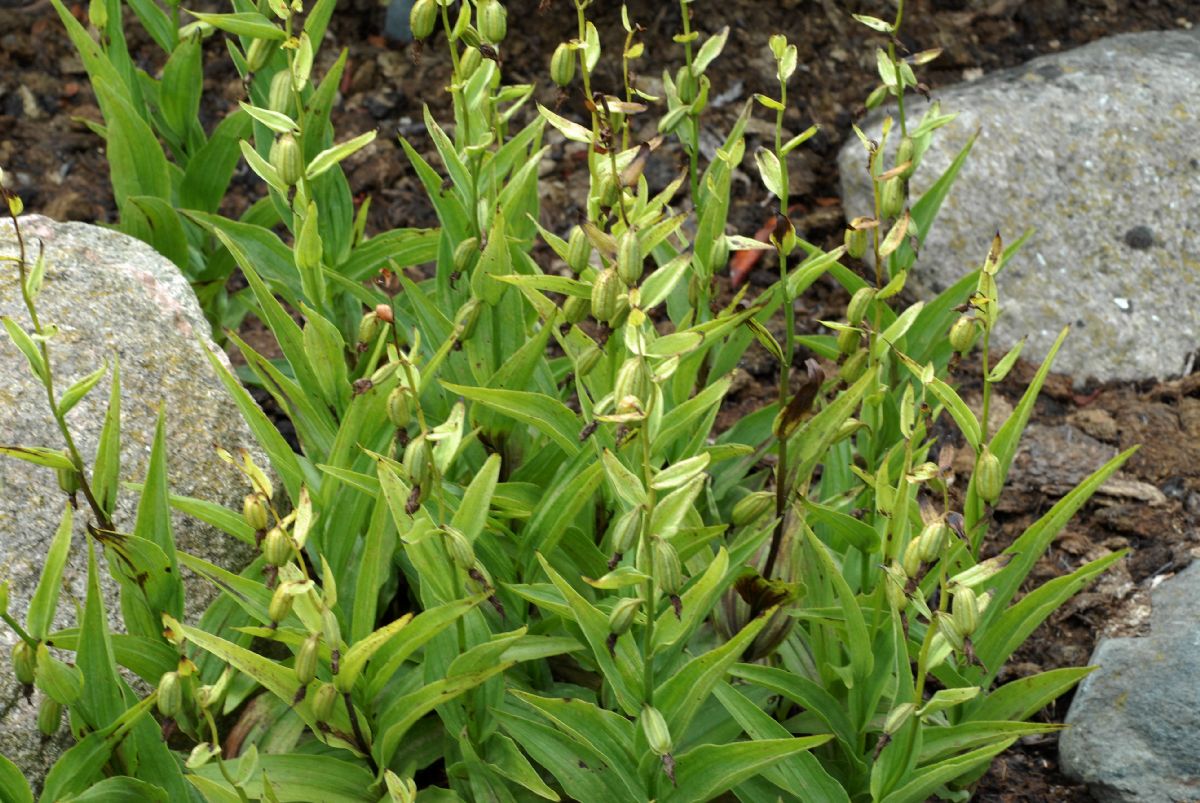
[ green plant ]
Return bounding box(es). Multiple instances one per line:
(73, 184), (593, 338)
(0, 0), (1130, 800)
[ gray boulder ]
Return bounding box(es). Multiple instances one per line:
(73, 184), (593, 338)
(0, 216), (260, 784)
(839, 31), (1200, 384)
(1059, 562), (1200, 802)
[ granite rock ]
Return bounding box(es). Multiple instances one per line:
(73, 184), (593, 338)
(1059, 562), (1200, 802)
(839, 31), (1200, 384)
(0, 216), (259, 784)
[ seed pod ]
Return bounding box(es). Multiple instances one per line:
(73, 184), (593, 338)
(56, 461), (80, 496)
(387, 387), (411, 429)
(243, 494), (269, 531)
(575, 345), (602, 377)
(443, 526), (475, 570)
(263, 526), (292, 567)
(610, 507), (642, 555)
(902, 536), (923, 578)
(312, 681), (338, 721)
(270, 133), (304, 187)
(295, 207), (323, 274)
(37, 696), (62, 737)
(884, 562), (908, 612)
(711, 235), (730, 271)
(358, 310), (384, 346)
(652, 538), (683, 595)
(613, 357), (649, 409)
(403, 436), (432, 488)
(896, 136), (916, 179)
(731, 491), (773, 527)
(566, 226), (591, 273)
(295, 633), (320, 685)
(157, 671), (182, 719)
(590, 268), (621, 323)
(952, 587), (980, 636)
(879, 176), (905, 219)
(195, 682), (223, 711)
(846, 286), (875, 326)
(245, 37), (273, 72)
(455, 299), (483, 341)
(452, 237), (479, 274)
(550, 42), (576, 87)
(641, 705), (672, 756)
(607, 597), (640, 636)
(840, 349), (868, 383)
(677, 66), (698, 104)
(975, 446), (1002, 504)
(844, 226), (868, 259)
(937, 611), (965, 652)
(836, 327), (861, 355)
(917, 519), (949, 563)
(268, 69), (293, 115)
(459, 47), (482, 78)
(562, 295), (589, 325)
(616, 228), (643, 286)
(476, 0), (506, 43)
(409, 0), (438, 39)
(948, 315), (978, 354)
(268, 583), (294, 624)
(11, 641), (36, 686)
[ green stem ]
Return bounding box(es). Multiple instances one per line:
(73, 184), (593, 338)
(678, 0), (701, 205)
(639, 395), (658, 705)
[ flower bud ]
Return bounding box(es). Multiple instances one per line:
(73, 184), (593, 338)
(409, 0), (438, 39)
(11, 641), (36, 686)
(268, 583), (294, 623)
(975, 446), (1002, 504)
(268, 70), (293, 115)
(836, 327), (861, 355)
(263, 526), (292, 567)
(270, 133), (304, 187)
(312, 681), (338, 721)
(476, 0), (506, 43)
(243, 494), (269, 532)
(157, 671), (182, 719)
(459, 47), (482, 78)
(37, 696), (62, 737)
(590, 268), (621, 323)
(562, 295), (589, 325)
(387, 387), (411, 429)
(952, 587), (980, 637)
(731, 491), (773, 527)
(896, 136), (916, 180)
(610, 508), (642, 555)
(879, 176), (905, 219)
(641, 705), (672, 756)
(295, 633), (320, 686)
(948, 315), (978, 354)
(844, 226), (868, 259)
(550, 42), (576, 87)
(616, 228), (642, 286)
(840, 349), (868, 383)
(652, 538), (683, 595)
(453, 237), (479, 274)
(607, 597), (640, 637)
(917, 519), (950, 563)
(846, 286), (875, 327)
(245, 37), (273, 72)
(566, 226), (591, 273)
(443, 526), (475, 570)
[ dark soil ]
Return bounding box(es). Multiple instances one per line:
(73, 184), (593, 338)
(3, 0), (1199, 800)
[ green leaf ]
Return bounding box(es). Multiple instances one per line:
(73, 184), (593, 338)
(338, 612), (414, 691)
(185, 10), (287, 39)
(663, 737), (832, 803)
(58, 362), (108, 417)
(238, 101), (297, 134)
(1, 316), (46, 382)
(452, 453), (501, 543)
(189, 755), (375, 803)
(91, 75), (171, 205)
(0, 754), (32, 803)
(755, 148), (784, 200)
(306, 130), (377, 180)
(443, 382), (580, 455)
(968, 667), (1095, 724)
(918, 721), (1060, 765)
(0, 446), (73, 470)
(365, 595), (486, 700)
(60, 777), (167, 802)
(39, 694), (157, 802)
(26, 503), (73, 641)
(804, 500), (881, 553)
(878, 739), (1015, 803)
(692, 26), (730, 73)
(132, 408), (183, 621)
(92, 358), (121, 516)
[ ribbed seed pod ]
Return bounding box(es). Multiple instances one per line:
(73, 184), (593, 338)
(952, 587), (980, 636)
(562, 295), (589, 325)
(550, 42), (576, 87)
(902, 537), (923, 578)
(566, 226), (591, 273)
(590, 268), (621, 323)
(641, 705), (672, 756)
(477, 0), (506, 43)
(295, 633), (320, 685)
(312, 682), (338, 721)
(409, 0), (438, 39)
(975, 446), (1003, 504)
(610, 508), (642, 555)
(607, 597), (640, 636)
(613, 357), (649, 410)
(267, 70), (293, 114)
(896, 136), (916, 179)
(459, 47), (482, 78)
(846, 286), (875, 327)
(731, 491), (773, 527)
(56, 454), (80, 495)
(268, 583), (294, 623)
(243, 494), (269, 532)
(616, 228), (642, 286)
(443, 527), (475, 570)
(270, 133), (304, 187)
(357, 310), (384, 346)
(937, 611), (965, 652)
(11, 641), (35, 686)
(456, 299), (483, 340)
(157, 671), (182, 718)
(387, 387), (411, 429)
(711, 236), (730, 271)
(263, 526), (292, 567)
(879, 176), (905, 219)
(844, 226), (868, 259)
(840, 349), (868, 383)
(836, 327), (861, 355)
(652, 538), (683, 595)
(245, 37), (273, 73)
(37, 696), (62, 737)
(884, 563), (908, 612)
(948, 315), (978, 353)
(452, 237), (479, 274)
(403, 436), (433, 488)
(575, 345), (602, 377)
(916, 519), (950, 563)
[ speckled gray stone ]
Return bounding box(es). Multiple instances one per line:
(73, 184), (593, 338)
(839, 31), (1200, 384)
(0, 216), (260, 785)
(1059, 562), (1200, 802)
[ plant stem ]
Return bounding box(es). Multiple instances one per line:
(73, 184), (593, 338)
(639, 393), (658, 705)
(678, 0), (701, 205)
